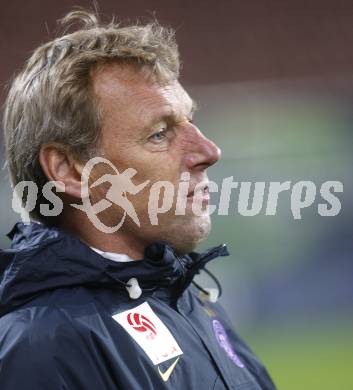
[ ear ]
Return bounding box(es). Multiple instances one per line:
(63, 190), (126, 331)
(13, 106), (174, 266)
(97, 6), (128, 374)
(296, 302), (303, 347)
(39, 143), (84, 199)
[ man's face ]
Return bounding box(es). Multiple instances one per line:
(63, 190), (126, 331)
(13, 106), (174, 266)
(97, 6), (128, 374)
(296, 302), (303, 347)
(90, 63), (220, 254)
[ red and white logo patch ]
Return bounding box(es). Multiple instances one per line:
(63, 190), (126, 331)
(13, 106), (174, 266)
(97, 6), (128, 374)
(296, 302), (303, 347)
(127, 312), (157, 339)
(112, 302), (183, 365)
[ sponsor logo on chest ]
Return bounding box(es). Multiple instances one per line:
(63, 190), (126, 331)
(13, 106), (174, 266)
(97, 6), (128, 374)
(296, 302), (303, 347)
(112, 302), (183, 365)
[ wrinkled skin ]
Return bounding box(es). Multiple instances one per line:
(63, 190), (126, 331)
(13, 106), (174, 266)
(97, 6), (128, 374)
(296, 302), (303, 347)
(87, 63), (221, 255)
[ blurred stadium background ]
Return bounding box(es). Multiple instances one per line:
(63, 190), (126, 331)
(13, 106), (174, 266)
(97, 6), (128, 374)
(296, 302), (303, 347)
(1, 1), (352, 389)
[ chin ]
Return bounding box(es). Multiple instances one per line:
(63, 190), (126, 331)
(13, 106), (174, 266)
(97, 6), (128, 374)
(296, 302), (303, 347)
(164, 215), (211, 255)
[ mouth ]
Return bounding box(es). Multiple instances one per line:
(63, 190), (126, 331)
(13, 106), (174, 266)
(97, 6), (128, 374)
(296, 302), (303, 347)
(187, 182), (210, 202)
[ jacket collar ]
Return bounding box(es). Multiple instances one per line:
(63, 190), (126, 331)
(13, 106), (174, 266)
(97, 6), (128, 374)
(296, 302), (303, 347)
(0, 222), (229, 315)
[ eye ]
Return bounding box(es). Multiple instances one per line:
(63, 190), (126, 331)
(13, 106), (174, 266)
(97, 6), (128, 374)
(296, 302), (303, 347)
(149, 129), (168, 143)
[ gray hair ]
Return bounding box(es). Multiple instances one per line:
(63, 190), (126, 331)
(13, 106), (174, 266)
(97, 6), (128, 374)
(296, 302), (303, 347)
(2, 9), (179, 222)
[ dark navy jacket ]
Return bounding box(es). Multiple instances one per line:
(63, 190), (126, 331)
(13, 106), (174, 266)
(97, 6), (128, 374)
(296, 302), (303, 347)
(0, 222), (276, 390)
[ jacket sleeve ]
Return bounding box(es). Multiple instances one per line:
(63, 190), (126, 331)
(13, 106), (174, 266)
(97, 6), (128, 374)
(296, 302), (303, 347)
(0, 310), (122, 390)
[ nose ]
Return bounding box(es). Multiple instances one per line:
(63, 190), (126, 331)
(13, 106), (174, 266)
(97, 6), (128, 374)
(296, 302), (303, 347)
(183, 126), (221, 171)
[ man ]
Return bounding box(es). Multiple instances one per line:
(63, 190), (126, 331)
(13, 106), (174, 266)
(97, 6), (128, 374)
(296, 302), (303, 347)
(0, 9), (276, 389)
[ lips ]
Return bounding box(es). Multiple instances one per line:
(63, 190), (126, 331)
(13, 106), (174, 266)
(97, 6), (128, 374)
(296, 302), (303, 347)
(187, 182), (209, 199)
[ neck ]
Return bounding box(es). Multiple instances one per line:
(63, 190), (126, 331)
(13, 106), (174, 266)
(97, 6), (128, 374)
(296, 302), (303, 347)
(58, 209), (145, 260)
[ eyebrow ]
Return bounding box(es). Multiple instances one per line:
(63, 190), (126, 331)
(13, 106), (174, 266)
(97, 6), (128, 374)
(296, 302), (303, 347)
(141, 97), (198, 136)
(160, 98), (198, 123)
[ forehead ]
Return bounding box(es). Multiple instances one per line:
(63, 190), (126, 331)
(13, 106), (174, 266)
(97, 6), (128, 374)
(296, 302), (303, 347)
(92, 63), (193, 126)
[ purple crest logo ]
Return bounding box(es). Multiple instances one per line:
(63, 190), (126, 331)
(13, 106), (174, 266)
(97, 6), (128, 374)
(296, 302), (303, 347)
(212, 319), (244, 368)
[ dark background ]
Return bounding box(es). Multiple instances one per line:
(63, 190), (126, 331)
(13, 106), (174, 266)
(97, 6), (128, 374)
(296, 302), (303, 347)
(1, 1), (353, 388)
(2, 0), (353, 95)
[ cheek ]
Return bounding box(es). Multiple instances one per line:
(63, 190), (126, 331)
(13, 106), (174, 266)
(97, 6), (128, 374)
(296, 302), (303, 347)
(126, 158), (182, 215)
(129, 154), (181, 183)
(105, 139), (185, 189)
